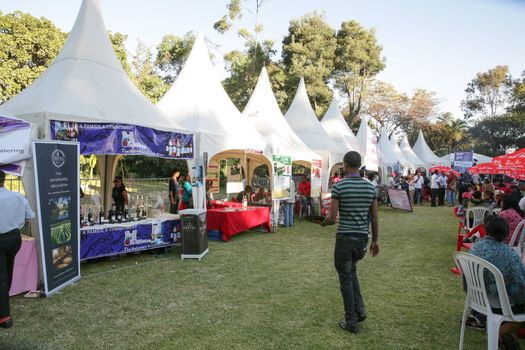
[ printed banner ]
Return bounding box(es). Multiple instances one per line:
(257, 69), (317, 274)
(80, 219), (180, 260)
(454, 151), (474, 174)
(272, 155), (292, 200)
(320, 192), (332, 217)
(311, 159), (323, 197)
(207, 160), (220, 193)
(387, 188), (413, 212)
(50, 120), (194, 159)
(0, 115), (32, 175)
(33, 141), (80, 296)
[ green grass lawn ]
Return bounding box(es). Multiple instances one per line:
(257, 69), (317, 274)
(1, 205), (513, 349)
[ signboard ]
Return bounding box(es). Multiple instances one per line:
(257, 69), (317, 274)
(33, 141), (80, 296)
(272, 155), (292, 200)
(0, 115), (32, 176)
(454, 151), (473, 174)
(80, 219), (180, 260)
(311, 159), (323, 197)
(50, 120), (194, 159)
(207, 160), (220, 193)
(320, 192), (331, 217)
(387, 188), (413, 212)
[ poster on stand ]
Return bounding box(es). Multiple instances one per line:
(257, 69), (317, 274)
(272, 155), (292, 200)
(33, 141), (80, 296)
(311, 159), (323, 198)
(387, 188), (413, 212)
(50, 120), (194, 159)
(207, 160), (220, 193)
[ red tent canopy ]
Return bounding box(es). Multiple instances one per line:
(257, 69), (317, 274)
(429, 165), (460, 176)
(469, 162), (525, 180)
(492, 148), (525, 167)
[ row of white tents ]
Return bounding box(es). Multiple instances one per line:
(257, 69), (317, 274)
(0, 0), (454, 208)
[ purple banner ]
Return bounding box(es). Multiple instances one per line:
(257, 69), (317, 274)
(50, 120), (194, 159)
(80, 219), (181, 260)
(454, 151), (473, 162)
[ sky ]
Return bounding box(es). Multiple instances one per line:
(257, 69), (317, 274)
(1, 0), (524, 118)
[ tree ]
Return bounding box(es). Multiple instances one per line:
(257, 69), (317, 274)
(508, 70), (525, 114)
(469, 113), (525, 156)
(333, 20), (385, 124)
(461, 65), (511, 119)
(437, 113), (469, 153)
(131, 41), (168, 103)
(407, 89), (440, 122)
(0, 11), (66, 103)
(108, 31), (133, 76)
(282, 12), (336, 116)
(155, 32), (195, 85)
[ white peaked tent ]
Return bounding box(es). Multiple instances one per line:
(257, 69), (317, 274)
(0, 0), (191, 214)
(377, 128), (401, 179)
(399, 134), (426, 170)
(283, 78), (345, 191)
(157, 32), (268, 177)
(242, 68), (320, 165)
(320, 96), (360, 157)
(390, 135), (414, 173)
(355, 116), (379, 172)
(413, 130), (444, 168)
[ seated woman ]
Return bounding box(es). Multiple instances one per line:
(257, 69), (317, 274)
(252, 187), (266, 202)
(468, 190), (485, 208)
(499, 194), (525, 245)
(236, 185), (253, 203)
(467, 216), (525, 348)
(482, 189), (495, 209)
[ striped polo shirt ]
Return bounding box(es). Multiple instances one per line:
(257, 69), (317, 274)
(331, 177), (377, 236)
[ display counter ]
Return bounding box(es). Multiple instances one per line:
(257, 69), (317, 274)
(80, 214), (181, 260)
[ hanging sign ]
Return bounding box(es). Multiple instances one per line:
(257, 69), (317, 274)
(50, 120), (194, 159)
(33, 141), (81, 296)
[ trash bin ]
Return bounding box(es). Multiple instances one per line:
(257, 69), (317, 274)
(179, 208), (208, 260)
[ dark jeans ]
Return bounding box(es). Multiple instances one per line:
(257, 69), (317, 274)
(413, 188), (422, 204)
(0, 229), (22, 318)
(170, 198), (180, 214)
(438, 188), (445, 205)
(431, 189), (439, 207)
(334, 234), (368, 325)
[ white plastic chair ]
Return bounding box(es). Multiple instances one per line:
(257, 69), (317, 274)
(508, 219), (525, 256)
(465, 207), (489, 231)
(490, 208), (502, 216)
(454, 252), (525, 350)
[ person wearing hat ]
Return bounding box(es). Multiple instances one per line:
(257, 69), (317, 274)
(111, 175), (128, 214)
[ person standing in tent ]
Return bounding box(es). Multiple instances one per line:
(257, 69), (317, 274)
(298, 175), (311, 216)
(182, 175), (193, 209)
(320, 151), (379, 334)
(169, 169), (180, 214)
(430, 170), (440, 207)
(0, 170), (35, 329)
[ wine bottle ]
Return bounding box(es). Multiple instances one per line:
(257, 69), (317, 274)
(99, 206), (104, 224)
(87, 207), (93, 224)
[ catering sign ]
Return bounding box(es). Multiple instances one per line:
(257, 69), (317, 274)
(0, 115), (32, 176)
(33, 141), (80, 296)
(50, 120), (194, 159)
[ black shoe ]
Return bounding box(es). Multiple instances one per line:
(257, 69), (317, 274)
(465, 316), (485, 331)
(339, 320), (359, 334)
(0, 319), (12, 329)
(357, 314), (366, 322)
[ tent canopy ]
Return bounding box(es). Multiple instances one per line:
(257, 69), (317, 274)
(355, 116), (379, 172)
(157, 32), (266, 162)
(377, 128), (399, 167)
(242, 68), (320, 164)
(390, 135), (414, 171)
(0, 0), (185, 137)
(412, 130), (444, 167)
(320, 96), (359, 153)
(399, 134), (426, 169)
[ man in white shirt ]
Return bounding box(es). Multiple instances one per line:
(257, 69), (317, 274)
(472, 173), (480, 186)
(0, 170), (35, 328)
(437, 172), (447, 206)
(430, 170), (440, 207)
(413, 171), (424, 205)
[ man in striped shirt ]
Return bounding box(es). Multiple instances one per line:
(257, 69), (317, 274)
(321, 151), (379, 334)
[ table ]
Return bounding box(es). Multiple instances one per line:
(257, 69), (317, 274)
(10, 235), (38, 296)
(80, 216), (181, 260)
(207, 207), (271, 242)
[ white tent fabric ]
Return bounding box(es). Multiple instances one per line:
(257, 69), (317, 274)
(439, 152), (492, 166)
(320, 96), (359, 153)
(157, 32), (266, 164)
(283, 78), (345, 189)
(413, 130), (444, 168)
(242, 68), (320, 164)
(399, 134), (426, 169)
(355, 116), (379, 172)
(377, 128), (401, 171)
(0, 0), (185, 137)
(390, 135), (414, 172)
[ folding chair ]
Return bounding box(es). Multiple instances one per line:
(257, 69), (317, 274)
(454, 252), (525, 350)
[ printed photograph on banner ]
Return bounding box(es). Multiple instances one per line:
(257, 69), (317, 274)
(53, 121), (79, 141)
(272, 155), (292, 199)
(52, 244), (73, 271)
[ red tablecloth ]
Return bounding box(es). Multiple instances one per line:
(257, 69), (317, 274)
(211, 200), (243, 209)
(10, 235), (38, 296)
(207, 207), (271, 241)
